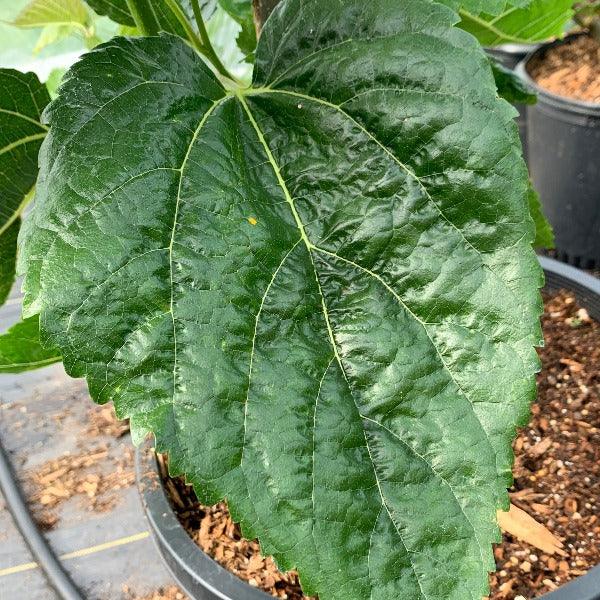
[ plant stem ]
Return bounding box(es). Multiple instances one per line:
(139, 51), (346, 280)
(164, 0), (205, 50)
(190, 0), (239, 82)
(125, 0), (159, 36)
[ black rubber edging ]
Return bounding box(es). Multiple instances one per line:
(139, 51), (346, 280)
(136, 256), (600, 600)
(0, 442), (84, 600)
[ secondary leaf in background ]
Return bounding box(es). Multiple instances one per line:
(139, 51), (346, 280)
(206, 6), (253, 82)
(459, 0), (573, 45)
(490, 57), (537, 104)
(0, 315), (61, 373)
(82, 0), (134, 26)
(11, 0), (105, 53)
(0, 69), (49, 306)
(0, 219), (20, 306)
(19, 1), (543, 598)
(528, 186), (555, 249)
(11, 0), (90, 30)
(45, 68), (68, 97)
(438, 0), (532, 17)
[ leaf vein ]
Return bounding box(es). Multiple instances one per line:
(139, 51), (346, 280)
(239, 93), (428, 600)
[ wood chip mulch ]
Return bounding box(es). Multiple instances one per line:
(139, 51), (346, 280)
(489, 290), (600, 599)
(122, 584), (187, 600)
(161, 290), (599, 600)
(86, 404), (130, 438)
(528, 33), (600, 103)
(158, 454), (315, 600)
(27, 404), (133, 528)
(29, 444), (135, 517)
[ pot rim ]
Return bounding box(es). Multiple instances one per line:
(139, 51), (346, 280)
(136, 441), (271, 600)
(136, 256), (600, 600)
(516, 33), (600, 116)
(485, 42), (538, 57)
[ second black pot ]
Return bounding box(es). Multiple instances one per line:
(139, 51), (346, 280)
(517, 35), (600, 269)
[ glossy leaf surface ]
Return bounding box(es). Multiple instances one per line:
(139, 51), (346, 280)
(0, 70), (49, 305)
(0, 315), (61, 373)
(20, 1), (543, 598)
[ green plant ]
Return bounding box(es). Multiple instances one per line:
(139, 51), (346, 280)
(574, 0), (600, 41)
(455, 0), (573, 46)
(2, 0), (554, 597)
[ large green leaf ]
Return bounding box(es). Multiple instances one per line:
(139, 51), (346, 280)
(0, 70), (49, 306)
(19, 0), (543, 598)
(0, 315), (61, 373)
(459, 0), (573, 45)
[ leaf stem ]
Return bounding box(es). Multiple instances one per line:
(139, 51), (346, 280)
(164, 0), (205, 49)
(125, 0), (159, 36)
(189, 0), (240, 83)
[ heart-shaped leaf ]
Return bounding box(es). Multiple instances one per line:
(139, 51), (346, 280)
(19, 1), (543, 598)
(0, 69), (49, 305)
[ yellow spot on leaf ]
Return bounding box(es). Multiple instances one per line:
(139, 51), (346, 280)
(248, 217), (258, 225)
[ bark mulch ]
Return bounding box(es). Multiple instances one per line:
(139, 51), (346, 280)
(489, 290), (600, 598)
(529, 33), (600, 103)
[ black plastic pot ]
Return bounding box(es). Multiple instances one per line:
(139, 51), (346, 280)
(517, 35), (600, 269)
(136, 256), (600, 600)
(486, 43), (536, 159)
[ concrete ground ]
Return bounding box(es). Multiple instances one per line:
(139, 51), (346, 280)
(0, 286), (179, 600)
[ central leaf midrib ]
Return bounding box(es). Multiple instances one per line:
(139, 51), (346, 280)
(237, 90), (497, 464)
(237, 93), (492, 599)
(237, 93), (427, 596)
